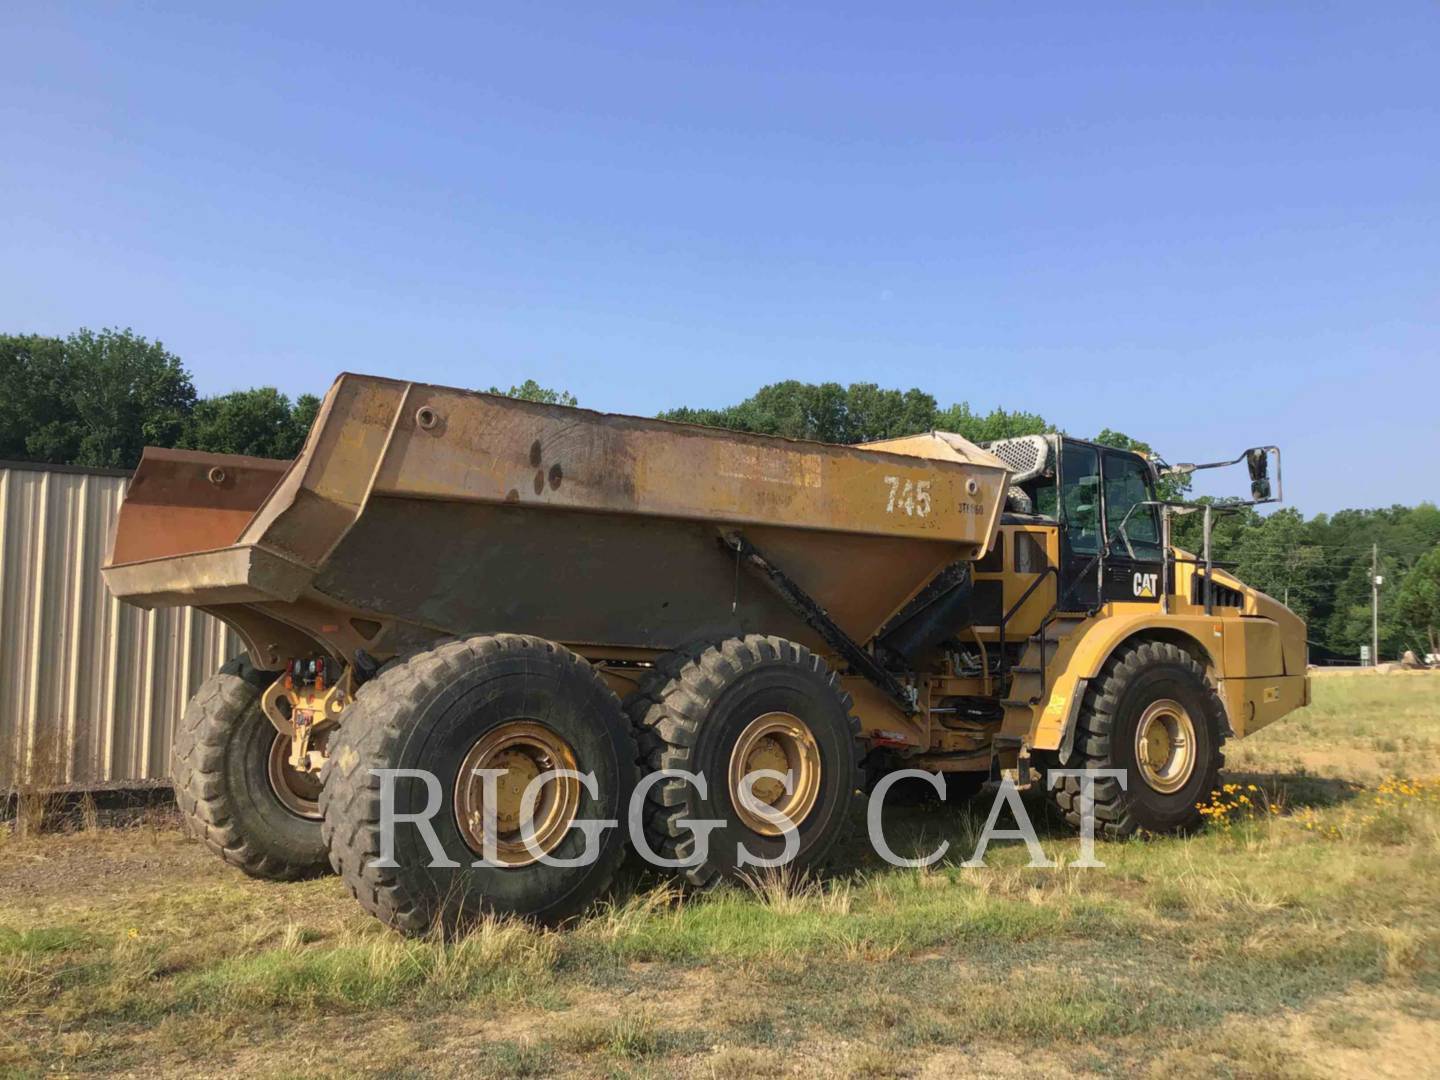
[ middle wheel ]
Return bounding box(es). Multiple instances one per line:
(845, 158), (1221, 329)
(630, 635), (862, 886)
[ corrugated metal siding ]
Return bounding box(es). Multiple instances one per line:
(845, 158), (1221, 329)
(0, 463), (240, 790)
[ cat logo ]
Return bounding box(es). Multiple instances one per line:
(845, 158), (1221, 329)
(1133, 572), (1158, 598)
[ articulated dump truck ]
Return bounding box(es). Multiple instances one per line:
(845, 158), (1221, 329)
(103, 374), (1309, 933)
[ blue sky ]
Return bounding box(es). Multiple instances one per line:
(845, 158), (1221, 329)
(3, 3), (1435, 514)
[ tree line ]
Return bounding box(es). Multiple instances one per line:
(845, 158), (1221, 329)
(0, 328), (573, 468)
(1, 329), (318, 467)
(3, 327), (1435, 661)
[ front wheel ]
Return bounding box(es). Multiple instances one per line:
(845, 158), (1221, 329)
(1049, 641), (1226, 837)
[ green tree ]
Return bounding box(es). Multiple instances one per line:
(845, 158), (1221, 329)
(1, 328), (196, 468)
(660, 380), (1052, 446)
(1229, 508), (1330, 624)
(0, 333), (71, 462)
(937, 403), (1051, 443)
(836, 383), (939, 442)
(489, 379), (577, 406)
(661, 380), (858, 441)
(292, 393), (321, 443)
(180, 387), (321, 459)
(67, 328), (196, 468)
(1392, 546), (1440, 660)
(1169, 499), (1259, 559)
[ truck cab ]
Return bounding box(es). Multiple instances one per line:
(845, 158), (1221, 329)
(998, 435), (1167, 611)
(973, 434), (1309, 765)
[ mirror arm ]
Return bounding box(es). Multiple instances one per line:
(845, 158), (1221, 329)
(1159, 446), (1283, 507)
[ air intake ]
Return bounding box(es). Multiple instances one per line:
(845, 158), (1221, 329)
(985, 435), (1052, 485)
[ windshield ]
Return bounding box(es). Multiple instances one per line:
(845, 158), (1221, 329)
(1102, 451), (1161, 559)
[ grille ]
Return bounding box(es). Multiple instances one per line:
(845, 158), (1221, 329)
(1191, 575), (1244, 608)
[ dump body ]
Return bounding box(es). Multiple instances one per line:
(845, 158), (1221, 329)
(104, 374), (1011, 673)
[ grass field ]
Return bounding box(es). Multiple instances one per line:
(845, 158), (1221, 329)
(3, 672), (1439, 1078)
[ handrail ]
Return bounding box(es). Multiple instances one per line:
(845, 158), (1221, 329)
(1117, 496), (1250, 618)
(999, 565), (1060, 651)
(997, 565), (1061, 704)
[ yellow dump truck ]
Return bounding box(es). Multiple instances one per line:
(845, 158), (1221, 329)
(103, 374), (1308, 933)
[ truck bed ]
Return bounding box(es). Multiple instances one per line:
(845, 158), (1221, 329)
(103, 374), (1011, 667)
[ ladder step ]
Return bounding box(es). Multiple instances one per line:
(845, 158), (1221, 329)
(1000, 698), (1033, 709)
(1011, 665), (1043, 674)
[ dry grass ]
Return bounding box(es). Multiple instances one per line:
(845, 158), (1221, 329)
(2, 673), (1438, 1077)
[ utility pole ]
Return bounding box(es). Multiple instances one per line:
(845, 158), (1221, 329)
(1371, 542), (1381, 666)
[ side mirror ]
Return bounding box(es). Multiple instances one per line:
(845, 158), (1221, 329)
(1247, 448), (1272, 502)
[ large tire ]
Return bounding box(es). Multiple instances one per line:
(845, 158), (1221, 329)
(628, 635), (863, 887)
(320, 635), (638, 935)
(1049, 641), (1225, 837)
(171, 656), (331, 881)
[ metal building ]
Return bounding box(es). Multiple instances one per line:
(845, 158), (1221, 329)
(0, 461), (239, 791)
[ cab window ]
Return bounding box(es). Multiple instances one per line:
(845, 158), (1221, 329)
(1060, 443), (1102, 554)
(1031, 480), (1058, 519)
(1102, 451), (1161, 559)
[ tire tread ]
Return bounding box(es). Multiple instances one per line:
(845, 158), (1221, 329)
(171, 656), (328, 881)
(319, 634), (637, 934)
(1048, 640), (1226, 837)
(626, 634), (864, 886)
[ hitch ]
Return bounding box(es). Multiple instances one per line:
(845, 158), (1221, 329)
(261, 656), (353, 773)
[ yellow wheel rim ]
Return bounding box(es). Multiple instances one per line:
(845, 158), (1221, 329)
(266, 732), (323, 820)
(727, 711), (822, 836)
(453, 722), (581, 866)
(1134, 699), (1197, 795)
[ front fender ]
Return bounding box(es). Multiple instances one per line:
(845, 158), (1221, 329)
(1029, 608), (1228, 751)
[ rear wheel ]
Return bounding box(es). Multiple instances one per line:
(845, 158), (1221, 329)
(171, 656), (331, 880)
(1049, 641), (1225, 836)
(628, 635), (862, 886)
(320, 635), (638, 934)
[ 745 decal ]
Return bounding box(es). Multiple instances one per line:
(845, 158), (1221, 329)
(883, 476), (931, 517)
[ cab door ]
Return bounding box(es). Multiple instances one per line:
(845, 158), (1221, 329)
(1057, 441), (1104, 610)
(1099, 449), (1165, 605)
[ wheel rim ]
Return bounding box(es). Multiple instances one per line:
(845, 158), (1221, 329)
(1133, 698), (1197, 795)
(266, 732), (323, 820)
(727, 711), (822, 836)
(453, 721), (581, 866)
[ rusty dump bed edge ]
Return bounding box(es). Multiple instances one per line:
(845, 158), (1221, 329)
(102, 373), (1012, 657)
